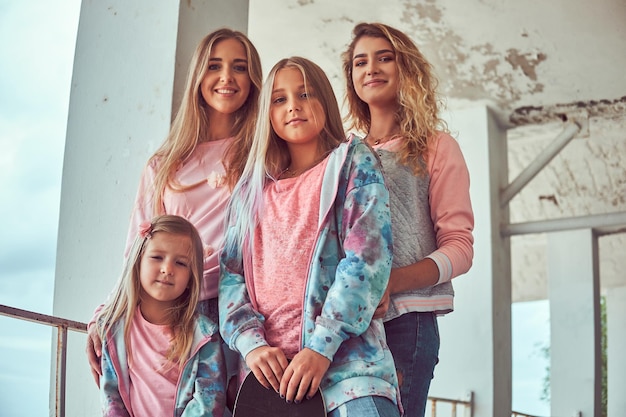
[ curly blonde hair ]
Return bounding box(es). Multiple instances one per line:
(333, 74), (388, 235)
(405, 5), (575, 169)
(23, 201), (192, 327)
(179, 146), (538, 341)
(342, 22), (448, 175)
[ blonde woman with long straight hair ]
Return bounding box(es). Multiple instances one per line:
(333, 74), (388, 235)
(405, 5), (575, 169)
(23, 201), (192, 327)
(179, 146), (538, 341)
(342, 22), (475, 417)
(96, 215), (226, 416)
(86, 28), (263, 410)
(220, 57), (401, 417)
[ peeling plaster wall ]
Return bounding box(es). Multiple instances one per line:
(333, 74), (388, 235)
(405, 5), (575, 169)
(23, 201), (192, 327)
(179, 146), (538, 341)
(508, 115), (626, 301)
(250, 0), (626, 126)
(249, 0), (626, 303)
(399, 0), (626, 125)
(508, 117), (626, 222)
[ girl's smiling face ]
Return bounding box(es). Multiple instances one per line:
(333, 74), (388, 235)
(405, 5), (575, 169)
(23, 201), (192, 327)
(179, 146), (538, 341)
(351, 36), (399, 109)
(200, 38), (251, 117)
(269, 67), (326, 148)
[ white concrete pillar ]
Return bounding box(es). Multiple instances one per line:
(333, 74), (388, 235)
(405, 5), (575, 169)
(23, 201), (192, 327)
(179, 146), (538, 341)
(548, 229), (602, 417)
(428, 105), (511, 417)
(52, 1), (249, 415)
(606, 285), (626, 417)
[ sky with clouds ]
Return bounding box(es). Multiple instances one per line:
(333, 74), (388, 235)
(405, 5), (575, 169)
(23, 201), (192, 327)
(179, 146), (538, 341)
(0, 0), (81, 415)
(0, 1), (550, 416)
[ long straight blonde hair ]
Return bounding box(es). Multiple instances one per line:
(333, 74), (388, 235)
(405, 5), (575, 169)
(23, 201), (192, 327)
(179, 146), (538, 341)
(342, 22), (448, 176)
(224, 57), (346, 258)
(95, 215), (204, 368)
(150, 28), (263, 215)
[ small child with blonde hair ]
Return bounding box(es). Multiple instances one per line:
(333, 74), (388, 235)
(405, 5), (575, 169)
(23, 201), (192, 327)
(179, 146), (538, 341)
(95, 214), (226, 416)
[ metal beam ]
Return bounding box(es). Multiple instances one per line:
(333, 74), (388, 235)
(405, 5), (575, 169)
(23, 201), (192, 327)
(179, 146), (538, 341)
(500, 120), (583, 207)
(502, 212), (626, 237)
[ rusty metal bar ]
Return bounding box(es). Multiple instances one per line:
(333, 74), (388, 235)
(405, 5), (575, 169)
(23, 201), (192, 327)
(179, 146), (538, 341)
(428, 395), (472, 406)
(0, 304), (87, 332)
(0, 304), (87, 417)
(56, 325), (68, 417)
(428, 393), (473, 417)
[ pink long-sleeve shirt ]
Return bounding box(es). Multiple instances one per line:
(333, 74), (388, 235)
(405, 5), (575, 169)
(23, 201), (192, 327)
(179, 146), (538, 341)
(373, 131), (474, 317)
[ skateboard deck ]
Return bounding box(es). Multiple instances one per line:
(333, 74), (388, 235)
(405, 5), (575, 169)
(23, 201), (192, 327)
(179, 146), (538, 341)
(232, 372), (327, 417)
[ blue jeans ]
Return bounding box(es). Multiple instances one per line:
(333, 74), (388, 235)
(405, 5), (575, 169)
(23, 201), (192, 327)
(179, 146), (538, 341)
(385, 312), (440, 417)
(328, 396), (400, 417)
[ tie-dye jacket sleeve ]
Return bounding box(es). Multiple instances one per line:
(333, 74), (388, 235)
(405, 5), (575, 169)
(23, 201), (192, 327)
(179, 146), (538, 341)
(176, 316), (227, 417)
(219, 229), (269, 359)
(303, 137), (393, 361)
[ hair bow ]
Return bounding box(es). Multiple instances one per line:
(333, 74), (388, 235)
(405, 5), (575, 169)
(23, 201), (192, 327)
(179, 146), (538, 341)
(138, 221), (153, 239)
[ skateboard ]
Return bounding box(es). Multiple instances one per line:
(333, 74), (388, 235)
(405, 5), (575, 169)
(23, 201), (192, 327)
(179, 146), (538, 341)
(232, 371), (327, 417)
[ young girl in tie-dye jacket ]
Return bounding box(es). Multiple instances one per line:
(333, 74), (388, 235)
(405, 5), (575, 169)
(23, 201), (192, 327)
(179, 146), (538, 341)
(219, 57), (401, 417)
(96, 215), (226, 416)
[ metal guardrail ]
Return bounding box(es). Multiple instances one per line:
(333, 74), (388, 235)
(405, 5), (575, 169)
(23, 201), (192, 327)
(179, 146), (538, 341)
(428, 392), (539, 417)
(429, 391), (474, 416)
(0, 304), (87, 417)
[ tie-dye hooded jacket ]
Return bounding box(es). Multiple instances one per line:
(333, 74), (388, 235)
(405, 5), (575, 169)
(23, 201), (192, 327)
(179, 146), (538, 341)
(99, 314), (226, 417)
(219, 136), (400, 413)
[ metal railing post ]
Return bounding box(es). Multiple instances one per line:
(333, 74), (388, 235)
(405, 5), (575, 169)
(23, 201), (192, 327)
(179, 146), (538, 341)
(56, 325), (69, 417)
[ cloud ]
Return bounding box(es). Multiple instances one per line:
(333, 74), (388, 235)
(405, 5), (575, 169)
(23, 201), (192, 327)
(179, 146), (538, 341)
(0, 1), (78, 117)
(0, 267), (55, 312)
(0, 2), (80, 413)
(0, 315), (54, 416)
(0, 0), (80, 292)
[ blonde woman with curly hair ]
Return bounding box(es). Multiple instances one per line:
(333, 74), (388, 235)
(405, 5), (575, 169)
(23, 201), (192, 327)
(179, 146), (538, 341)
(342, 22), (475, 417)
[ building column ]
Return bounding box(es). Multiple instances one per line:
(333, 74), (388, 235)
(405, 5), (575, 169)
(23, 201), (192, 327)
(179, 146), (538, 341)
(606, 285), (626, 417)
(428, 105), (511, 416)
(53, 1), (249, 415)
(548, 229), (602, 417)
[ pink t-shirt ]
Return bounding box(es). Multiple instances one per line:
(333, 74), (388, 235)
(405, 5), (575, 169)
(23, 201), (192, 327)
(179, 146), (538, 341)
(128, 307), (180, 417)
(126, 138), (233, 300)
(252, 160), (327, 359)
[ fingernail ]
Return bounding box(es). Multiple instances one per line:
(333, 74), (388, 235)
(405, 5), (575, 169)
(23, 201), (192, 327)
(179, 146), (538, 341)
(279, 393), (285, 399)
(295, 399), (301, 404)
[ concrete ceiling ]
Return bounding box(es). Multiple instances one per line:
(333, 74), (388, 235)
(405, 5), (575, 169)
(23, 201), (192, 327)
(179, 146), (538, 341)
(249, 0), (626, 302)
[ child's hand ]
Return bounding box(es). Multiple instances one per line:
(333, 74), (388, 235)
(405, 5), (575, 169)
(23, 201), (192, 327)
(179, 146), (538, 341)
(85, 324), (103, 387)
(280, 348), (330, 404)
(245, 346), (288, 393)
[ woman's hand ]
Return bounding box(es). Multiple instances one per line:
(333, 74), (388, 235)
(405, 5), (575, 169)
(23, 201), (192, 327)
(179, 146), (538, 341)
(280, 348), (330, 404)
(86, 324), (103, 387)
